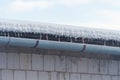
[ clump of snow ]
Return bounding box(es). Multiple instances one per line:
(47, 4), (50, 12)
(0, 19), (120, 41)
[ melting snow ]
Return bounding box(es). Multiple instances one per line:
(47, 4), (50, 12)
(0, 19), (120, 41)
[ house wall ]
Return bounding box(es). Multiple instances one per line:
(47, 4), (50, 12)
(0, 51), (119, 80)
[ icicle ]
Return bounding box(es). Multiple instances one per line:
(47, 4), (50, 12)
(0, 20), (120, 41)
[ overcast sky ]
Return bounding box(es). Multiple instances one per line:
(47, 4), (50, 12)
(0, 0), (120, 30)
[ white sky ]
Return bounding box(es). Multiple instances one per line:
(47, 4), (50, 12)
(0, 0), (120, 30)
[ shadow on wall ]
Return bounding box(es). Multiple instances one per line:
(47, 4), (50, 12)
(0, 46), (120, 60)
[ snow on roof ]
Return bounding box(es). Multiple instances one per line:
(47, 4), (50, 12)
(0, 19), (120, 41)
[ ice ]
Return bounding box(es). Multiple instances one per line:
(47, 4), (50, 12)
(0, 19), (120, 41)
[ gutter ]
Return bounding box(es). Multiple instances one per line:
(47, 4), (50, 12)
(0, 36), (120, 55)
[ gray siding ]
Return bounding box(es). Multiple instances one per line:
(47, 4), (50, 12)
(0, 52), (119, 80)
